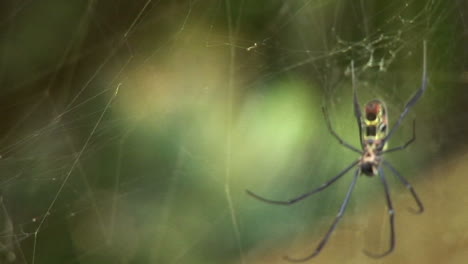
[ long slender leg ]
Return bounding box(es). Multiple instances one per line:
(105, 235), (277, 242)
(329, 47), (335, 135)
(383, 119), (416, 154)
(363, 167), (395, 258)
(246, 160), (359, 205)
(283, 169), (360, 262)
(351, 60), (364, 148)
(383, 160), (424, 213)
(322, 107), (362, 154)
(384, 41), (427, 144)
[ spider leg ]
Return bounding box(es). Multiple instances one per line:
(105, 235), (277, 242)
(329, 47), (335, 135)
(383, 119), (416, 154)
(351, 60), (364, 148)
(363, 167), (395, 258)
(383, 160), (424, 214)
(322, 107), (362, 154)
(246, 160), (359, 205)
(283, 168), (360, 262)
(384, 41), (427, 144)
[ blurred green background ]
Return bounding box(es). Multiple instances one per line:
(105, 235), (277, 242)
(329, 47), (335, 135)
(0, 0), (466, 263)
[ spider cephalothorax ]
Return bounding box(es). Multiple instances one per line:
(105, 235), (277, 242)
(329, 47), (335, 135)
(360, 143), (381, 176)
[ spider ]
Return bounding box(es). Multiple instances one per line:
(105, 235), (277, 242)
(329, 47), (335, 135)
(246, 41), (427, 262)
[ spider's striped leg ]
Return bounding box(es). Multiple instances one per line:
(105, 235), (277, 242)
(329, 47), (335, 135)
(384, 41), (427, 144)
(246, 160), (359, 205)
(283, 168), (360, 262)
(383, 160), (424, 213)
(322, 107), (362, 154)
(363, 167), (395, 258)
(383, 119), (416, 154)
(351, 60), (364, 148)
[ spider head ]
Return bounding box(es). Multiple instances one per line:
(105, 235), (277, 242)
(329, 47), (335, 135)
(361, 162), (375, 176)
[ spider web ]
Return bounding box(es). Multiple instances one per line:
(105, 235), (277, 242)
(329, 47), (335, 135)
(0, 0), (466, 263)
